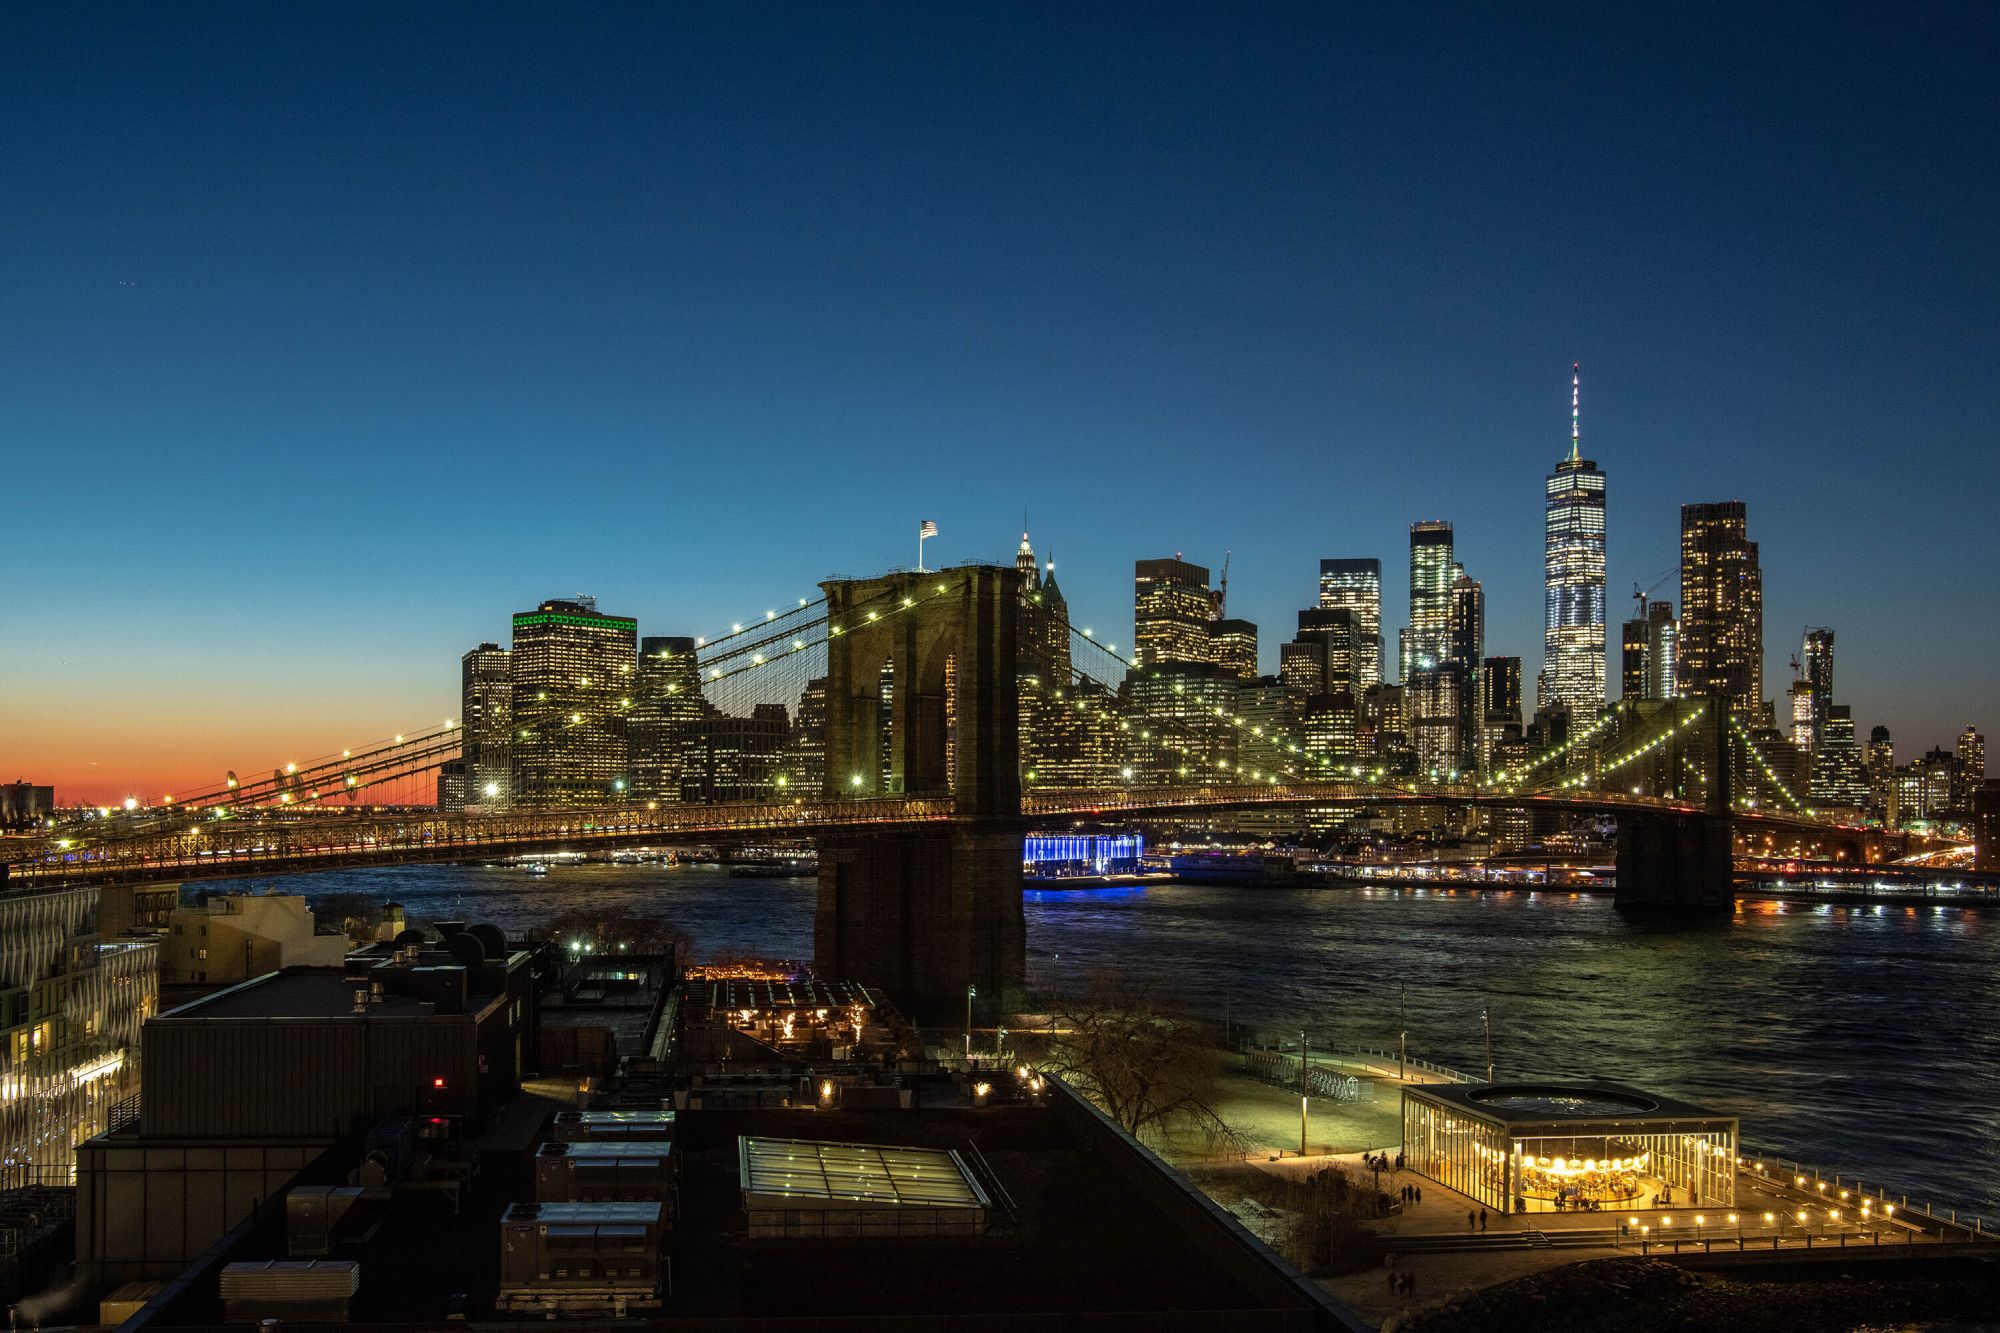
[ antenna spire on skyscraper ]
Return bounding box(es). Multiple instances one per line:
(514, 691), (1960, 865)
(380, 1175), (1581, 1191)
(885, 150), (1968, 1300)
(1570, 361), (1581, 462)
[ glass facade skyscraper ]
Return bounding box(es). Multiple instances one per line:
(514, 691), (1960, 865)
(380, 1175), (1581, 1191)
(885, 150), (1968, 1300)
(1401, 522), (1454, 682)
(1542, 365), (1607, 718)
(1317, 558), (1382, 690)
(1801, 628), (1835, 743)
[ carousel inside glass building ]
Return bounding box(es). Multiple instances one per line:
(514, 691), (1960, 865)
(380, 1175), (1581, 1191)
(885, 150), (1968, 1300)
(1402, 1082), (1738, 1215)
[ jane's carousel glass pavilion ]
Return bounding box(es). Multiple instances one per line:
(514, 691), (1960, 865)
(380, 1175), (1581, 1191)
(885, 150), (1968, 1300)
(1403, 1082), (1737, 1216)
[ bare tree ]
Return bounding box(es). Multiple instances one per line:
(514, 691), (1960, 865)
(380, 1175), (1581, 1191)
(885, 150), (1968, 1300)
(543, 907), (695, 962)
(1031, 967), (1240, 1145)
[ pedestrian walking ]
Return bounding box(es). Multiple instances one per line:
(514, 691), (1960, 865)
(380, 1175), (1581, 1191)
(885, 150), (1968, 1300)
(1407, 1271), (1418, 1297)
(1468, 1208), (1476, 1230)
(1415, 1186), (1422, 1205)
(1479, 1208), (1488, 1231)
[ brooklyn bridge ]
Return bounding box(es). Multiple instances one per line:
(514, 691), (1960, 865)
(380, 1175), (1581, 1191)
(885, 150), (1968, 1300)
(4, 563), (1889, 1012)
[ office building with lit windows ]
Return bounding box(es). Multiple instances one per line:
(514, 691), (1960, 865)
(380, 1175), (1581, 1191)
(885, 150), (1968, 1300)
(0, 886), (155, 1188)
(1789, 680), (1816, 754)
(629, 636), (705, 803)
(1302, 692), (1361, 765)
(1121, 662), (1239, 782)
(1957, 727), (1987, 806)
(1677, 502), (1763, 715)
(1209, 618), (1259, 681)
(1478, 656), (1523, 776)
(1867, 726), (1896, 819)
(510, 598), (639, 806)
(1290, 608), (1360, 696)
(1401, 522), (1455, 682)
(1406, 665), (1468, 778)
(461, 642), (512, 807)
(1317, 559), (1383, 690)
(1542, 366), (1606, 718)
(1621, 601), (1676, 702)
(1801, 629), (1835, 744)
(1133, 557), (1213, 669)
(1810, 706), (1869, 809)
(680, 704), (790, 803)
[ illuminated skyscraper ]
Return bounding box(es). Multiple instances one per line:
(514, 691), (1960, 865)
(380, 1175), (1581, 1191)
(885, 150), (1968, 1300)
(629, 635), (704, 802)
(1478, 655), (1523, 775)
(1677, 501), (1763, 715)
(1620, 600), (1676, 702)
(1406, 665), (1467, 777)
(1789, 679), (1816, 753)
(1811, 706), (1869, 808)
(1449, 574), (1483, 673)
(1542, 365), (1607, 718)
(1447, 573), (1484, 768)
(510, 597), (638, 806)
(1290, 608), (1359, 695)
(1867, 725), (1895, 818)
(1957, 726), (1987, 805)
(1134, 557), (1212, 669)
(1318, 559), (1382, 690)
(460, 642), (512, 806)
(1801, 628), (1835, 743)
(1400, 522), (1454, 681)
(1209, 618), (1259, 681)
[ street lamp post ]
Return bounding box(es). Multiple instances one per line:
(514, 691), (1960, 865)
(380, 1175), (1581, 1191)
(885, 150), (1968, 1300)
(1299, 1029), (1309, 1158)
(964, 985), (976, 1064)
(1398, 983), (1407, 1082)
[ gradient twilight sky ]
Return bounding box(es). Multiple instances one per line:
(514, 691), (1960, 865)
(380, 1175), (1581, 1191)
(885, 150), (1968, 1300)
(4, 4), (1996, 803)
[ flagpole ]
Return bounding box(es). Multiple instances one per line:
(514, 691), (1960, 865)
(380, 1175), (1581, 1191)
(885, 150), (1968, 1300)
(917, 523), (925, 573)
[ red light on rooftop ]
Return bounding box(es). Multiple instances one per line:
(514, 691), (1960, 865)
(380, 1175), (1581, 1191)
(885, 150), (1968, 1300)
(432, 1077), (446, 1089)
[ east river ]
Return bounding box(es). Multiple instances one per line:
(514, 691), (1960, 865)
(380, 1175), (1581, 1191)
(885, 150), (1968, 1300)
(256, 861), (2000, 1219)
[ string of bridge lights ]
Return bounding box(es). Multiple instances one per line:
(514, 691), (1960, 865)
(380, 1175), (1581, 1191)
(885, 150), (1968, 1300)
(1729, 715), (1812, 813)
(104, 597), (840, 818)
(1555, 706), (1706, 790)
(1057, 622), (1424, 793)
(1489, 703), (1624, 787)
(66, 570), (1835, 848)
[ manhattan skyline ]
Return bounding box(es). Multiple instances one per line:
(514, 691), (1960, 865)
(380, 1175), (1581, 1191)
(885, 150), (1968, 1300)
(4, 4), (1995, 800)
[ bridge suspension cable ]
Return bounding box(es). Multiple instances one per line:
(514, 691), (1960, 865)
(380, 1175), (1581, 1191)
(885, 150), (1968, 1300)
(1052, 620), (1431, 795)
(1728, 714), (1811, 813)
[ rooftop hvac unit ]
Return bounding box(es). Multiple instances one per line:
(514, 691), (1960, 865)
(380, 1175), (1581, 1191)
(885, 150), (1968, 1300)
(286, 1185), (364, 1256)
(219, 1260), (359, 1323)
(551, 1109), (677, 1143)
(497, 1201), (663, 1316)
(535, 1141), (675, 1209)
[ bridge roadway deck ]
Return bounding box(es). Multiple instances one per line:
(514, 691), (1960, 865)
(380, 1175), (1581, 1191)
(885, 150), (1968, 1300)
(3, 782), (1857, 887)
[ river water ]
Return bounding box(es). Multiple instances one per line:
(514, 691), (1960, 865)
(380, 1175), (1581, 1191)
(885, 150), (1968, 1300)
(255, 861), (2000, 1218)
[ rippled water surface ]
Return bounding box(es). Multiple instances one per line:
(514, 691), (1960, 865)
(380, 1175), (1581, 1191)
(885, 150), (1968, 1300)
(261, 862), (2000, 1217)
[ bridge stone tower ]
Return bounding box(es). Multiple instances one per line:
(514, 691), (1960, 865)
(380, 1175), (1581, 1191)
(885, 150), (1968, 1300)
(813, 565), (1026, 1019)
(1613, 694), (1735, 912)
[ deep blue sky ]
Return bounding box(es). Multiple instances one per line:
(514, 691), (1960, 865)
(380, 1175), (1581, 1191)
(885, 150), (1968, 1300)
(4, 3), (1995, 797)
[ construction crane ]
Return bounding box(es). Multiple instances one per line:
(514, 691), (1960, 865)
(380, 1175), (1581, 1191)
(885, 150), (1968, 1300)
(1212, 550), (1231, 620)
(1631, 569), (1673, 617)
